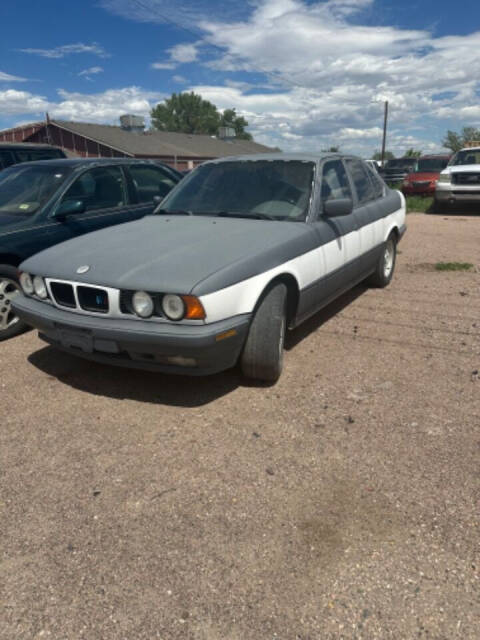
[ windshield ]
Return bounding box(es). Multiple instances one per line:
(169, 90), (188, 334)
(385, 158), (418, 170)
(416, 157), (449, 172)
(158, 160), (315, 221)
(450, 150), (480, 166)
(0, 164), (72, 216)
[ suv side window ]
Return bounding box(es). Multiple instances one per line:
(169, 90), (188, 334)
(60, 166), (127, 212)
(129, 165), (177, 203)
(320, 160), (352, 203)
(0, 150), (15, 170)
(345, 158), (376, 205)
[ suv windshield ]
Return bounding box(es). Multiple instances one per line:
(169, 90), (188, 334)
(158, 160), (315, 220)
(416, 157), (449, 172)
(0, 164), (73, 216)
(451, 150), (480, 166)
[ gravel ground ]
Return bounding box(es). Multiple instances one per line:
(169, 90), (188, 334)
(1, 213), (479, 640)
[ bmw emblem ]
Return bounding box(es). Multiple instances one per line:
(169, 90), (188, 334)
(76, 265), (90, 274)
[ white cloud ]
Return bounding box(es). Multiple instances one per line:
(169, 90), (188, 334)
(78, 66), (104, 78)
(0, 71), (28, 82)
(0, 87), (162, 124)
(0, 89), (48, 116)
(172, 74), (188, 84)
(49, 87), (162, 122)
(151, 41), (199, 70)
(17, 43), (109, 58)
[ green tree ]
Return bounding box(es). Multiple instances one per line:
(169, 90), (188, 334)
(372, 150), (395, 161)
(150, 93), (253, 139)
(404, 148), (422, 158)
(151, 92), (220, 135)
(220, 108), (252, 140)
(442, 126), (480, 152)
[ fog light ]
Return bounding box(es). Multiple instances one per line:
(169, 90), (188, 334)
(167, 355), (197, 367)
(33, 275), (48, 299)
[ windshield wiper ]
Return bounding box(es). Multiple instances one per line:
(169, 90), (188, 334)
(216, 211), (276, 221)
(156, 208), (193, 216)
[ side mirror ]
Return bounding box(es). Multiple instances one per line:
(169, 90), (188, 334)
(54, 199), (85, 218)
(323, 198), (353, 217)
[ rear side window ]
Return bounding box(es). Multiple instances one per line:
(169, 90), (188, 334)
(320, 160), (352, 202)
(365, 164), (385, 199)
(345, 158), (376, 204)
(129, 165), (177, 203)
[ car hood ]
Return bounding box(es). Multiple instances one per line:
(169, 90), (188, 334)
(405, 172), (439, 181)
(442, 164), (480, 174)
(20, 215), (315, 296)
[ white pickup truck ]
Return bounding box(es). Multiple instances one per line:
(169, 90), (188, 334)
(435, 145), (480, 211)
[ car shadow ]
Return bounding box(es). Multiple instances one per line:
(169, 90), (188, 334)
(285, 283), (368, 351)
(28, 346), (241, 407)
(28, 284), (368, 405)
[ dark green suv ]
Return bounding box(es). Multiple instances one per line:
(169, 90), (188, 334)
(0, 157), (181, 339)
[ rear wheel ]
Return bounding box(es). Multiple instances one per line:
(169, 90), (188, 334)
(0, 265), (28, 341)
(367, 234), (397, 288)
(240, 283), (287, 383)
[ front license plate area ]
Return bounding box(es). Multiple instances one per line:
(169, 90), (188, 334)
(55, 323), (93, 353)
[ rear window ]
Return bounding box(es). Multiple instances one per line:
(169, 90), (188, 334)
(15, 148), (65, 162)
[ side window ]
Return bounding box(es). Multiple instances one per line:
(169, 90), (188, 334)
(61, 166), (126, 212)
(0, 150), (15, 169)
(129, 165), (177, 203)
(365, 164), (385, 200)
(320, 160), (352, 203)
(345, 158), (376, 205)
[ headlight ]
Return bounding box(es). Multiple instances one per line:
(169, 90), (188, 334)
(19, 272), (34, 295)
(33, 275), (48, 299)
(162, 294), (186, 321)
(437, 173), (451, 184)
(132, 291), (154, 318)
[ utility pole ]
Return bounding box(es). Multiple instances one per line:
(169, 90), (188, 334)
(381, 100), (389, 168)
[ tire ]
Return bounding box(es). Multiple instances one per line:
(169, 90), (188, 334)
(240, 283), (287, 383)
(367, 234), (397, 288)
(0, 264), (29, 341)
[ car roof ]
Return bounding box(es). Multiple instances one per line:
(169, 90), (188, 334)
(7, 157), (172, 169)
(204, 152), (353, 165)
(0, 142), (62, 150)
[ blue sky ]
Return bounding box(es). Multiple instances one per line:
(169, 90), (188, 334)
(1, 0), (480, 156)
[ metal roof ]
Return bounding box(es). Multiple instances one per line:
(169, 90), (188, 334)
(51, 120), (275, 158)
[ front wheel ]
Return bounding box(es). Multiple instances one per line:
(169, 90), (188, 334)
(367, 234), (397, 288)
(240, 283), (287, 383)
(0, 265), (28, 341)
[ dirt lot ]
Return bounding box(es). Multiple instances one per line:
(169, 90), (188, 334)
(1, 213), (479, 640)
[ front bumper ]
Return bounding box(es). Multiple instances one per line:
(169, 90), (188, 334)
(435, 184), (480, 204)
(13, 295), (251, 376)
(402, 184), (435, 197)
